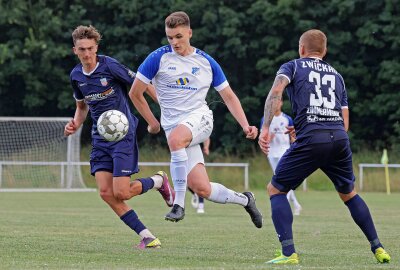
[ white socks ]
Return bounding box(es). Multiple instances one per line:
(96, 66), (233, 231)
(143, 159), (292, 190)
(151, 174), (163, 189)
(139, 229), (155, 239)
(170, 149), (188, 208)
(207, 182), (248, 206)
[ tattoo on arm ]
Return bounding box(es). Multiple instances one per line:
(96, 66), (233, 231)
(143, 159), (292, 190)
(262, 75), (288, 129)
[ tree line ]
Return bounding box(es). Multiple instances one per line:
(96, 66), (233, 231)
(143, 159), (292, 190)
(0, 0), (399, 153)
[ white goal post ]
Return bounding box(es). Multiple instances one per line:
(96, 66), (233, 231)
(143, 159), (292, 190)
(358, 163), (400, 191)
(0, 117), (95, 192)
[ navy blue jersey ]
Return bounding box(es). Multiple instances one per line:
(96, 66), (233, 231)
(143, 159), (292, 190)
(277, 57), (348, 139)
(70, 55), (137, 141)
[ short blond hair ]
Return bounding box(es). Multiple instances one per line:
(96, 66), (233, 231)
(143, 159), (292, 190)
(165, 11), (190, 28)
(72, 25), (102, 45)
(299, 29), (327, 55)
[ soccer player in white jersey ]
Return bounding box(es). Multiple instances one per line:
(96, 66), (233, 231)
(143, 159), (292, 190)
(129, 11), (262, 228)
(260, 98), (302, 215)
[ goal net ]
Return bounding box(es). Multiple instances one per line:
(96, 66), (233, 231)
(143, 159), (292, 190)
(0, 117), (94, 191)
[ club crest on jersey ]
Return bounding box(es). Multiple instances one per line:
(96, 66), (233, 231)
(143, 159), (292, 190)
(192, 67), (200, 76)
(100, 78), (108, 86)
(176, 77), (189, 85)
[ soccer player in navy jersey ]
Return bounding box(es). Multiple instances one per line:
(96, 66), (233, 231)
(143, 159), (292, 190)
(260, 99), (302, 216)
(129, 11), (262, 228)
(64, 25), (175, 249)
(259, 29), (390, 264)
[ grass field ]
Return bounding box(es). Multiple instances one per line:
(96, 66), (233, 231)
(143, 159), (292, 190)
(0, 190), (399, 269)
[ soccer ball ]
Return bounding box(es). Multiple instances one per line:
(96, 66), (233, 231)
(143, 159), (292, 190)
(97, 110), (129, 142)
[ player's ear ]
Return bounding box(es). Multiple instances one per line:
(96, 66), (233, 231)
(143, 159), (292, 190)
(188, 28), (192, 38)
(72, 47), (77, 55)
(322, 47), (327, 58)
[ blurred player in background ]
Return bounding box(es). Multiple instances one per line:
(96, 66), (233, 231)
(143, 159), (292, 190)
(64, 25), (175, 249)
(259, 29), (390, 264)
(260, 99), (302, 216)
(129, 11), (262, 228)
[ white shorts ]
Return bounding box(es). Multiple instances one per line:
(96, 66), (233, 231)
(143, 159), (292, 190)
(268, 156), (281, 174)
(165, 110), (213, 172)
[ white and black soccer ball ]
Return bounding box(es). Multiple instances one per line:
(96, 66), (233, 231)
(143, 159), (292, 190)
(97, 110), (129, 142)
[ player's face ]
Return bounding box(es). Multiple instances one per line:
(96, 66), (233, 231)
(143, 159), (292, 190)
(166, 26), (192, 56)
(73, 39), (98, 67)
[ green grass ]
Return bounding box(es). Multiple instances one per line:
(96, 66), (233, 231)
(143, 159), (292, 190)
(0, 191), (399, 269)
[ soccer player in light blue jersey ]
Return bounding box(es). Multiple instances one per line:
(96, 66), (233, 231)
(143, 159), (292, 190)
(64, 25), (175, 249)
(129, 11), (262, 228)
(259, 29), (390, 264)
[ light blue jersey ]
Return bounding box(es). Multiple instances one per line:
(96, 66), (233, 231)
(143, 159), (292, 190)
(137, 45), (228, 130)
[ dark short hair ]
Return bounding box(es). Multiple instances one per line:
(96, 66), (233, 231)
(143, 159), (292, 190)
(165, 11), (190, 28)
(72, 25), (102, 45)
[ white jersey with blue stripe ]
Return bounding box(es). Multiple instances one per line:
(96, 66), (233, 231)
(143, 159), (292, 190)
(136, 45), (229, 130)
(261, 113), (294, 158)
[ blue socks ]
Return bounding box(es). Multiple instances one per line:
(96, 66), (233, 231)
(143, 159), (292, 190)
(137, 177), (154, 194)
(345, 194), (383, 252)
(120, 209), (146, 235)
(270, 194), (295, 256)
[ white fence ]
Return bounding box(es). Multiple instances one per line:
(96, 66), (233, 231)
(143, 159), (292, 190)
(358, 163), (400, 191)
(0, 161), (249, 191)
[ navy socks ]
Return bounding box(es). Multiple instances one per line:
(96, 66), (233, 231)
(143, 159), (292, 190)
(137, 177), (154, 194)
(120, 209), (146, 235)
(270, 194), (295, 256)
(345, 194), (383, 252)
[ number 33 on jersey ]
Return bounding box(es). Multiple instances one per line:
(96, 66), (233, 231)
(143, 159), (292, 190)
(277, 57), (348, 138)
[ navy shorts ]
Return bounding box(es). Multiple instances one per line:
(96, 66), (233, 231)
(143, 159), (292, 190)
(90, 133), (139, 177)
(271, 130), (355, 194)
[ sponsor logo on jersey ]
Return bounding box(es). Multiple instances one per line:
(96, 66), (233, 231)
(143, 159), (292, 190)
(176, 77), (189, 85)
(168, 66), (177, 70)
(84, 88), (115, 102)
(167, 77), (198, 90)
(100, 77), (108, 86)
(192, 67), (200, 75)
(307, 115), (318, 122)
(79, 83), (87, 87)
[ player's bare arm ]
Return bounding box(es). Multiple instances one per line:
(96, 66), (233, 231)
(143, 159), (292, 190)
(262, 75), (289, 130)
(218, 86), (258, 139)
(64, 100), (89, 136)
(258, 75), (289, 154)
(342, 107), (349, 132)
(129, 78), (160, 134)
(145, 83), (158, 103)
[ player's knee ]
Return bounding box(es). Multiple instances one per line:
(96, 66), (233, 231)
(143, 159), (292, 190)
(99, 189), (114, 203)
(196, 187), (211, 198)
(113, 190), (131, 201)
(267, 182), (280, 196)
(168, 135), (190, 151)
(338, 190), (357, 202)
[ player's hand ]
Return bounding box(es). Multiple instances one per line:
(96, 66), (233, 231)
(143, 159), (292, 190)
(285, 126), (296, 142)
(243, 125), (258, 140)
(64, 119), (77, 136)
(258, 128), (270, 155)
(202, 147), (210, 156)
(147, 122), (160, 134)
